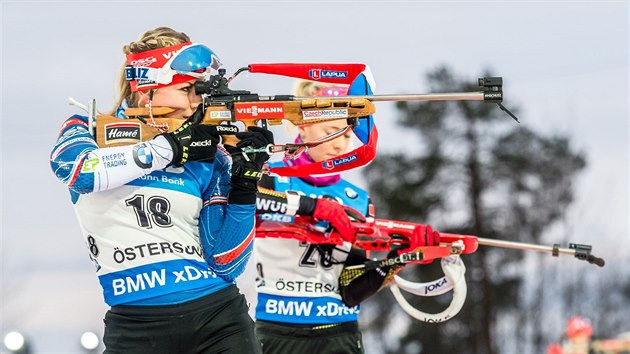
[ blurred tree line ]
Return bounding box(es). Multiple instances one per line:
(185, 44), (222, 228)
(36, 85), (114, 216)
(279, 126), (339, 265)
(359, 65), (604, 353)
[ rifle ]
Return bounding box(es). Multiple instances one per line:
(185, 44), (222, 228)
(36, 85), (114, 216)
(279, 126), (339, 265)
(255, 215), (604, 323)
(590, 338), (630, 353)
(85, 63), (518, 176)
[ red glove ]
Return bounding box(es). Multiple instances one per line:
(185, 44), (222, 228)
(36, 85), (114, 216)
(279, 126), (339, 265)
(546, 344), (563, 354)
(312, 198), (364, 242)
(398, 224), (440, 256)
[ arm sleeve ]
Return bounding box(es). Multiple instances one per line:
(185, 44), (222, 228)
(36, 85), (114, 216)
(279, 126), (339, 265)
(256, 175), (316, 216)
(199, 148), (256, 282)
(49, 115), (173, 194)
(339, 197), (403, 307)
(339, 248), (403, 307)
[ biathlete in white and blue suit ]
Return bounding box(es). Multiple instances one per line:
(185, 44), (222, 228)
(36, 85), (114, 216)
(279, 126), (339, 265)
(50, 27), (272, 354)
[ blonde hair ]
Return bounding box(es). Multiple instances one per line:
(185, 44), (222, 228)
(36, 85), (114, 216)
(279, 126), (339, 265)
(293, 79), (329, 96)
(286, 80), (323, 134)
(288, 80), (349, 135)
(109, 27), (191, 115)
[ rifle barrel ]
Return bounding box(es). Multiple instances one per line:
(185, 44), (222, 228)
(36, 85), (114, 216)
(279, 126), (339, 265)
(477, 238), (576, 256)
(294, 92), (485, 102)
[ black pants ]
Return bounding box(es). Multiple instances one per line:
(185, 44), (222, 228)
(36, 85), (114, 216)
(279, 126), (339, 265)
(103, 285), (262, 354)
(255, 320), (364, 354)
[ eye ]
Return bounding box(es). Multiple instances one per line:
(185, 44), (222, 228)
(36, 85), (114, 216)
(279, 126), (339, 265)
(180, 85), (193, 93)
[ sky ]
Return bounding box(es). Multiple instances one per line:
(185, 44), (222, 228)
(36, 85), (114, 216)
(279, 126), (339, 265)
(1, 1), (628, 353)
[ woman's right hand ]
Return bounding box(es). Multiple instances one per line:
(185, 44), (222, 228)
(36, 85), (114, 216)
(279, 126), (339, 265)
(312, 198), (364, 242)
(396, 224), (440, 263)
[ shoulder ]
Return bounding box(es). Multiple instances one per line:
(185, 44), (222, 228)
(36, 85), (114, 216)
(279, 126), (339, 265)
(331, 178), (369, 201)
(62, 114), (89, 125)
(57, 114), (89, 135)
(337, 178), (367, 194)
(54, 115), (95, 148)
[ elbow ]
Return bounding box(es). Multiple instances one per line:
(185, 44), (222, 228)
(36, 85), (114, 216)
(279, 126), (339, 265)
(208, 250), (253, 283)
(68, 184), (94, 195)
(340, 289), (362, 308)
(51, 160), (95, 195)
(65, 171), (96, 195)
(211, 266), (241, 283)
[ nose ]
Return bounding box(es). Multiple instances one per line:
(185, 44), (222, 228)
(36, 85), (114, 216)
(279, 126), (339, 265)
(190, 92), (203, 110)
(182, 93), (203, 118)
(331, 138), (345, 153)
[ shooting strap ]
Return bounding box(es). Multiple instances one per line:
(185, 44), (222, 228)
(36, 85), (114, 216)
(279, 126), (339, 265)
(242, 126), (353, 160)
(145, 90), (170, 133)
(390, 255), (467, 323)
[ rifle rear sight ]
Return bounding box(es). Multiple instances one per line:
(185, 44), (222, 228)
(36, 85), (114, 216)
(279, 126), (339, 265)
(194, 68), (253, 98)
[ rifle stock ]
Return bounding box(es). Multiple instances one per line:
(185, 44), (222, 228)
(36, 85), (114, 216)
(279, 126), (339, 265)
(94, 98), (375, 147)
(256, 216), (479, 260)
(256, 216), (603, 266)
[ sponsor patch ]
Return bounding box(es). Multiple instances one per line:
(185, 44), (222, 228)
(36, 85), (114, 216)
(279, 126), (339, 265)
(102, 152), (128, 169)
(258, 213), (295, 223)
(210, 110), (232, 119)
(104, 122), (142, 144)
(125, 67), (150, 81)
(190, 140), (213, 147)
(322, 154), (358, 170)
(133, 143), (153, 169)
(302, 109), (348, 120)
(309, 69), (348, 80)
(129, 57), (157, 67)
(374, 220), (416, 230)
(234, 103), (284, 119)
(215, 125), (239, 133)
(81, 157), (100, 172)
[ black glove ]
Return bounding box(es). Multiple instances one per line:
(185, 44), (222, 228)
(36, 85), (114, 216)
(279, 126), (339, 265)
(160, 105), (221, 167)
(235, 126), (275, 170)
(226, 126), (274, 204)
